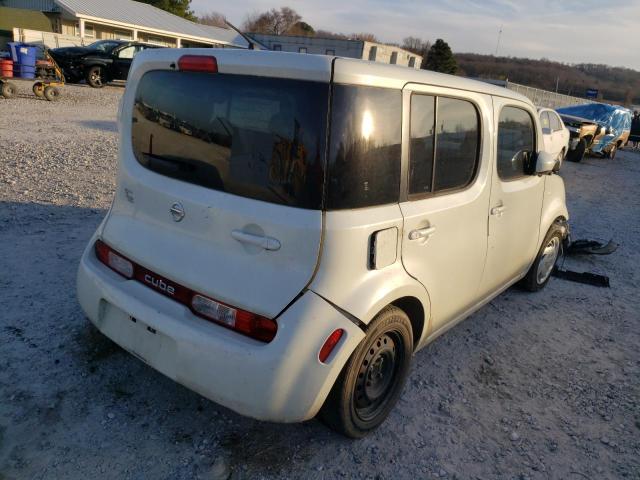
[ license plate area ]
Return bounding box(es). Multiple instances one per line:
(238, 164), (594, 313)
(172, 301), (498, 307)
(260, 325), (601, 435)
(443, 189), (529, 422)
(99, 300), (177, 377)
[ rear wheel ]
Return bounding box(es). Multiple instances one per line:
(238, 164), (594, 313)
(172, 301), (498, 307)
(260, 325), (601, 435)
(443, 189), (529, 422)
(1, 81), (16, 99)
(567, 138), (586, 162)
(33, 82), (45, 98)
(319, 306), (413, 438)
(521, 223), (563, 292)
(86, 65), (104, 88)
(43, 86), (60, 101)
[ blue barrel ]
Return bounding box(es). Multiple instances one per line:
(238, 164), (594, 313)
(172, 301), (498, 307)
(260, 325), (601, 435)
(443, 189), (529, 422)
(9, 43), (37, 79)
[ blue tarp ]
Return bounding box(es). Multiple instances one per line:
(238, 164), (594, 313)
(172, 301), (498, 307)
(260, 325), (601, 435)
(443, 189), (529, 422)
(556, 104), (632, 154)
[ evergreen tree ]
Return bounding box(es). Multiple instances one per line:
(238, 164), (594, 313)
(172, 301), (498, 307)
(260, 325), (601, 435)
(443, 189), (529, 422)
(139, 0), (195, 21)
(425, 39), (457, 74)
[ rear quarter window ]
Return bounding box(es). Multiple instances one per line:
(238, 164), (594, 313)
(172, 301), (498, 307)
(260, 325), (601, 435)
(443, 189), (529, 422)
(326, 85), (402, 209)
(131, 71), (329, 209)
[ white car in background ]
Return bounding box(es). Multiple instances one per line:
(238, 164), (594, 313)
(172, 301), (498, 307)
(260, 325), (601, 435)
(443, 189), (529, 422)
(538, 107), (570, 169)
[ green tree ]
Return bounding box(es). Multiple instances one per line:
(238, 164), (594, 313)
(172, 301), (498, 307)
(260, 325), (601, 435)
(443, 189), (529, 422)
(425, 39), (457, 74)
(139, 0), (195, 21)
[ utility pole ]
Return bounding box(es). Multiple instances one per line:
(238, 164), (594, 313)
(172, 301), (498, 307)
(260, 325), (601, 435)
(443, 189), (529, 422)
(555, 76), (559, 93)
(495, 25), (503, 56)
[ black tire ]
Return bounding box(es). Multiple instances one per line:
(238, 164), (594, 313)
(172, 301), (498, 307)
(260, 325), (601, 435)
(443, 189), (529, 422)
(43, 86), (60, 102)
(520, 223), (563, 292)
(86, 65), (104, 88)
(319, 306), (413, 438)
(1, 81), (16, 99)
(32, 82), (45, 98)
(567, 138), (586, 162)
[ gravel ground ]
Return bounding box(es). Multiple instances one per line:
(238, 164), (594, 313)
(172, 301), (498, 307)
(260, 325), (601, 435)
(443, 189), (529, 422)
(1, 83), (639, 480)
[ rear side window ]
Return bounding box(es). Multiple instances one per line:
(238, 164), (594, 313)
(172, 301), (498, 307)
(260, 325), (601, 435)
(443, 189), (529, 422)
(409, 95), (480, 196)
(131, 71), (329, 209)
(326, 85), (402, 209)
(550, 112), (562, 131)
(497, 106), (535, 180)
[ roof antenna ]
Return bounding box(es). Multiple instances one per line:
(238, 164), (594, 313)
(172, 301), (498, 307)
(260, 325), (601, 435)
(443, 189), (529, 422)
(495, 25), (503, 56)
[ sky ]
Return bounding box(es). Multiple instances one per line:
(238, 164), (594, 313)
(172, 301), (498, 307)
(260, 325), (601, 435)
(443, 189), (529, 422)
(191, 0), (640, 70)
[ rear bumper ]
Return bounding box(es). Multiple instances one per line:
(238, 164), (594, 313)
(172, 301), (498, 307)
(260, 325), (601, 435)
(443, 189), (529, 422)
(76, 237), (365, 422)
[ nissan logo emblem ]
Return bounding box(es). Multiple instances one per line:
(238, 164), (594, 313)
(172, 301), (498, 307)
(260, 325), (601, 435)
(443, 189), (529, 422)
(170, 202), (185, 222)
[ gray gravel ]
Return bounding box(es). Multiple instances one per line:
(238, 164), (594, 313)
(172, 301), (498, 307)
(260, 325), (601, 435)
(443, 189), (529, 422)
(1, 83), (639, 480)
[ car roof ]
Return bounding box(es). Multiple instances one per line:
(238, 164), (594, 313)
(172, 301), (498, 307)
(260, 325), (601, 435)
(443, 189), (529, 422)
(130, 48), (533, 105)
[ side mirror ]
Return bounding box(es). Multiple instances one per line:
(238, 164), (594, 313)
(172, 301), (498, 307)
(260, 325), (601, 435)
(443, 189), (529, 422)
(535, 151), (557, 175)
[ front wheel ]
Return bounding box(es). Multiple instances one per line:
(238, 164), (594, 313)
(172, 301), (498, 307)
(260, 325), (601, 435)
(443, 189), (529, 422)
(520, 223), (563, 292)
(1, 81), (16, 99)
(319, 306), (413, 438)
(567, 138), (586, 162)
(86, 66), (105, 88)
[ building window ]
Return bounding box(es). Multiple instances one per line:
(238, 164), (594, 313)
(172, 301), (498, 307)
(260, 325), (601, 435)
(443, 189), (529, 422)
(84, 24), (95, 38)
(115, 30), (133, 40)
(326, 49), (335, 55)
(299, 47), (307, 53)
(408, 56), (416, 68)
(273, 44), (282, 51)
(368, 46), (377, 61)
(390, 51), (398, 64)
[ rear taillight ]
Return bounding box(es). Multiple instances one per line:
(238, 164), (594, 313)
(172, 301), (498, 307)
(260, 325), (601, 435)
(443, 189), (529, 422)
(94, 240), (277, 342)
(178, 55), (217, 73)
(319, 329), (345, 363)
(95, 240), (133, 278)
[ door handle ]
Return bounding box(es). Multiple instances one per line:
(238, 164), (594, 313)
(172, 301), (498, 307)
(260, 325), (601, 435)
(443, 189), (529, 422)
(231, 230), (281, 251)
(490, 205), (507, 217)
(408, 226), (436, 241)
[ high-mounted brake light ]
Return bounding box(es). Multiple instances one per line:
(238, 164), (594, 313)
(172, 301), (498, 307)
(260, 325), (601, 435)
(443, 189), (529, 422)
(319, 329), (345, 363)
(178, 55), (218, 73)
(94, 240), (277, 342)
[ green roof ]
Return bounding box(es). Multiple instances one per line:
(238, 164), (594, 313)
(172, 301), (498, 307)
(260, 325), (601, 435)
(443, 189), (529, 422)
(0, 6), (54, 33)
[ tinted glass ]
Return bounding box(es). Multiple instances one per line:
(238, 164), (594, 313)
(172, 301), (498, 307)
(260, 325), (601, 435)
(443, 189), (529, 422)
(409, 94), (435, 195)
(540, 111), (550, 130)
(433, 97), (480, 191)
(327, 85), (401, 209)
(498, 107), (535, 180)
(132, 71), (328, 209)
(550, 112), (562, 131)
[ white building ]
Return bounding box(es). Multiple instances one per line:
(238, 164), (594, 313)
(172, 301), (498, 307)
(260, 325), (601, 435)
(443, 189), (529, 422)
(4, 0), (249, 48)
(248, 33), (422, 69)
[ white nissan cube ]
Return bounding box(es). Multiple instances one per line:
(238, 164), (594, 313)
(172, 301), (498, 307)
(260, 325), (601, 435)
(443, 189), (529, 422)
(77, 49), (569, 438)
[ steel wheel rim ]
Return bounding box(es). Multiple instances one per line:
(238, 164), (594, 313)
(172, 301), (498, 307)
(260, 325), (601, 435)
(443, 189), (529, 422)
(353, 332), (402, 422)
(537, 236), (560, 284)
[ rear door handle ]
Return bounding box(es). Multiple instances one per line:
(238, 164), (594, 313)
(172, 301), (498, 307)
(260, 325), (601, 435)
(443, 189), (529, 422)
(491, 205), (507, 217)
(231, 230), (281, 251)
(409, 226), (436, 241)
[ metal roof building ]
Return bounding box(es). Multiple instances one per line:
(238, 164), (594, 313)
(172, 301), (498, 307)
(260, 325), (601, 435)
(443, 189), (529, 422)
(4, 0), (249, 48)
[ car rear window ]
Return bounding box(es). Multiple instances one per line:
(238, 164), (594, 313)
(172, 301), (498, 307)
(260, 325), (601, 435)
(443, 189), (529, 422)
(131, 71), (329, 209)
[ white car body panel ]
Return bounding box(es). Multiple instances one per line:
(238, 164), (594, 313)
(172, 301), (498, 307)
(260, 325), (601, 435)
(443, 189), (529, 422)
(539, 107), (570, 166)
(76, 49), (569, 423)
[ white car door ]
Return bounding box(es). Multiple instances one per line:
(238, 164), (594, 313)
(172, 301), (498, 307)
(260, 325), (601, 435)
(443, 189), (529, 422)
(479, 99), (545, 296)
(399, 84), (492, 334)
(540, 111), (555, 155)
(549, 111), (568, 159)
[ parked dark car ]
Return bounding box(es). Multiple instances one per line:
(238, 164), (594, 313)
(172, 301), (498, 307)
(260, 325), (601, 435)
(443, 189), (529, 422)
(49, 40), (161, 88)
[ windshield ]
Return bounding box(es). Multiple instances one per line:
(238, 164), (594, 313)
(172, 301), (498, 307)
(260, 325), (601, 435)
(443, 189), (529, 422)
(87, 40), (122, 53)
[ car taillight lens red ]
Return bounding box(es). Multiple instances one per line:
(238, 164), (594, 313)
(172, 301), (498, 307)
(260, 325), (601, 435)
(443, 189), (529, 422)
(94, 240), (277, 342)
(95, 239), (133, 278)
(319, 329), (345, 363)
(178, 55), (218, 73)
